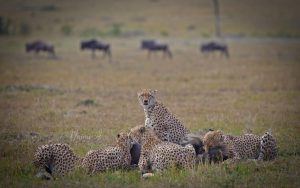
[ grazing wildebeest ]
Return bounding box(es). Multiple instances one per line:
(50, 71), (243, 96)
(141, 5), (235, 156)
(140, 40), (172, 59)
(25, 40), (55, 56)
(200, 41), (229, 58)
(80, 39), (111, 60)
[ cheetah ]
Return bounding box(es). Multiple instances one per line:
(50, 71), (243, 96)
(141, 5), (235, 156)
(203, 130), (277, 163)
(33, 143), (81, 178)
(128, 125), (196, 175)
(33, 132), (133, 178)
(82, 132), (132, 174)
(137, 89), (190, 144)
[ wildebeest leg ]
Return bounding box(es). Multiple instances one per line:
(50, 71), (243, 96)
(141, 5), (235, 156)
(167, 49), (172, 59)
(102, 50), (106, 59)
(91, 50), (95, 59)
(225, 49), (229, 58)
(147, 50), (151, 59)
(49, 50), (56, 58)
(202, 51), (208, 58)
(162, 50), (166, 59)
(107, 49), (112, 63)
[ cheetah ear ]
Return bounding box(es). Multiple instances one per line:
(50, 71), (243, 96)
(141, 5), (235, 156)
(139, 126), (146, 133)
(150, 89), (158, 96)
(220, 134), (225, 142)
(137, 89), (145, 96)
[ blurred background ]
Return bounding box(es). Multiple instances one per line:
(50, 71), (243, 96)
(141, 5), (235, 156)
(0, 0), (299, 187)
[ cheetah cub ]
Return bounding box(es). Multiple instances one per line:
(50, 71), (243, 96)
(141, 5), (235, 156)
(82, 132), (132, 174)
(33, 132), (133, 178)
(129, 125), (196, 175)
(203, 130), (277, 163)
(137, 89), (190, 144)
(33, 143), (81, 178)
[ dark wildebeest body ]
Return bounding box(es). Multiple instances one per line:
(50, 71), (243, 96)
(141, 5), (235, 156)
(200, 42), (229, 58)
(140, 40), (156, 50)
(80, 39), (111, 60)
(130, 143), (141, 167)
(140, 40), (172, 59)
(206, 146), (229, 164)
(25, 41), (55, 56)
(181, 133), (205, 156)
(180, 128), (229, 164)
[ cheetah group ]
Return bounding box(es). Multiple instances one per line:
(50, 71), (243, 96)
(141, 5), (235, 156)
(33, 89), (278, 179)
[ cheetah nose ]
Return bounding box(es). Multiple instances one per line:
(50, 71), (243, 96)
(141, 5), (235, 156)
(143, 100), (148, 105)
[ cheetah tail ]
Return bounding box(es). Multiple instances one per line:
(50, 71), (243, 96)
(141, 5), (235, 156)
(258, 131), (277, 161)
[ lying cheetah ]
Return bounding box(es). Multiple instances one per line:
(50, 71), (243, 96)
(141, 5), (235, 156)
(82, 132), (132, 174)
(129, 125), (196, 175)
(203, 130), (277, 162)
(33, 132), (133, 178)
(33, 143), (81, 178)
(137, 89), (190, 144)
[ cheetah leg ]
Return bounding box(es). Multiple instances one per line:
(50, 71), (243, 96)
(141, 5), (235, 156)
(35, 168), (54, 180)
(223, 152), (242, 164)
(138, 156), (151, 175)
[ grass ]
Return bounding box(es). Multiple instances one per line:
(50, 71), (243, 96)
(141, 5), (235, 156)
(0, 0), (300, 187)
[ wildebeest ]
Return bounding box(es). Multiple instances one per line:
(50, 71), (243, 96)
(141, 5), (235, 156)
(180, 133), (205, 157)
(80, 39), (111, 60)
(200, 41), (229, 58)
(140, 40), (172, 59)
(25, 40), (55, 56)
(206, 146), (229, 164)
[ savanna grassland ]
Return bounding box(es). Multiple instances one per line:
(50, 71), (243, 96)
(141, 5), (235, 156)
(0, 0), (300, 187)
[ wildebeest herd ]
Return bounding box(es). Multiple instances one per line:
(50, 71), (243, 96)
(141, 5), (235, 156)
(25, 39), (230, 60)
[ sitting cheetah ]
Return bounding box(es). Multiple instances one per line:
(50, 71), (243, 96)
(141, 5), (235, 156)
(33, 143), (81, 178)
(203, 130), (277, 162)
(82, 132), (132, 174)
(129, 125), (196, 175)
(137, 89), (190, 144)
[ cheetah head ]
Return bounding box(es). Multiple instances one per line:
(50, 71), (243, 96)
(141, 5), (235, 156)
(116, 132), (132, 149)
(33, 144), (51, 167)
(203, 130), (229, 163)
(128, 125), (157, 145)
(137, 89), (157, 108)
(128, 125), (145, 144)
(203, 130), (225, 153)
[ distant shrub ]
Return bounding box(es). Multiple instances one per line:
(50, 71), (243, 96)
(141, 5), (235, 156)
(77, 99), (97, 107)
(61, 25), (73, 36)
(160, 30), (169, 37)
(81, 24), (124, 37)
(36, 24), (43, 31)
(19, 22), (31, 36)
(268, 31), (294, 38)
(19, 4), (58, 12)
(80, 28), (104, 37)
(40, 4), (58, 11)
(0, 17), (12, 35)
(121, 30), (145, 37)
(187, 25), (196, 31)
(201, 32), (210, 38)
(107, 23), (122, 36)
